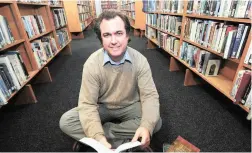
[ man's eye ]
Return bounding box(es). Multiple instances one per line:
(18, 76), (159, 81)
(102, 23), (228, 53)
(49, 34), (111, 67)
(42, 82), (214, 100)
(103, 34), (109, 38)
(116, 32), (123, 36)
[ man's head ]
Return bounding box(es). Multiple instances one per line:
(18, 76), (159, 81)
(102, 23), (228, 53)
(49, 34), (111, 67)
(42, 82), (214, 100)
(94, 10), (131, 62)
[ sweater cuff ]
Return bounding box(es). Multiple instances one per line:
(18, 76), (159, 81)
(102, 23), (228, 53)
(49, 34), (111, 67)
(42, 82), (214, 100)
(93, 133), (105, 141)
(140, 121), (155, 136)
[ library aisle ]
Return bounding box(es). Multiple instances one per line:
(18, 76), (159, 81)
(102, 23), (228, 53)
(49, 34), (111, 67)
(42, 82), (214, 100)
(0, 28), (250, 152)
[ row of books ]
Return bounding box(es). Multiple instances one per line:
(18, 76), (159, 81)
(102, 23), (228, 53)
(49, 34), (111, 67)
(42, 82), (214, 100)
(231, 70), (251, 109)
(56, 28), (69, 49)
(21, 15), (46, 39)
(101, 1), (118, 10)
(187, 0), (251, 18)
(121, 0), (134, 5)
(77, 0), (90, 6)
(123, 12), (135, 20)
(143, 0), (184, 13)
(145, 26), (157, 40)
(146, 14), (182, 36)
(184, 19), (250, 59)
(0, 15), (14, 49)
(158, 31), (180, 56)
(17, 0), (44, 3)
(180, 41), (221, 76)
(52, 9), (67, 29)
(79, 13), (92, 22)
(0, 51), (29, 105)
(78, 5), (90, 13)
(31, 36), (58, 69)
(121, 2), (135, 10)
(48, 0), (60, 6)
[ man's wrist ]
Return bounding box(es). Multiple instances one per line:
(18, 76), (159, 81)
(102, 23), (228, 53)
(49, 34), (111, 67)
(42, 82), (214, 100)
(93, 134), (105, 141)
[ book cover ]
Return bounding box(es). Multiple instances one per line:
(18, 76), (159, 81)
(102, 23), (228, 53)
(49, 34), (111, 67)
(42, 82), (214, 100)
(205, 59), (221, 76)
(164, 136), (200, 152)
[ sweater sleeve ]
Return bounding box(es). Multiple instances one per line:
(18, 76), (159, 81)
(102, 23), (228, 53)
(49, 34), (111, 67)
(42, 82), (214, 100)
(77, 62), (104, 141)
(137, 57), (160, 136)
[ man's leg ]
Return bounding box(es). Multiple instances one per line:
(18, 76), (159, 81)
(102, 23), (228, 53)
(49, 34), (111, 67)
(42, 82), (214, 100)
(59, 104), (113, 140)
(103, 102), (162, 147)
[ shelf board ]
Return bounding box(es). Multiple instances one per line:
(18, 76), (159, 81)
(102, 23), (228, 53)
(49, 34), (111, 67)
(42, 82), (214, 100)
(147, 11), (183, 16)
(243, 63), (251, 69)
(186, 14), (252, 23)
(29, 30), (53, 42)
(238, 104), (250, 113)
(0, 39), (25, 52)
(146, 24), (181, 39)
(183, 38), (240, 64)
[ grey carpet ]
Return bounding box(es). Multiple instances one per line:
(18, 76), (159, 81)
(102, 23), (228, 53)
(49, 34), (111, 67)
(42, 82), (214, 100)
(0, 28), (250, 152)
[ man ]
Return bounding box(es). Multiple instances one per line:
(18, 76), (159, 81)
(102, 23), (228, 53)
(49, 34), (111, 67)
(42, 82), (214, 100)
(59, 10), (162, 151)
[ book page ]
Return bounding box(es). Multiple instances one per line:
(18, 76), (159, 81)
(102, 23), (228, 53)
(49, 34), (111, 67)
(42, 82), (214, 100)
(79, 138), (113, 153)
(115, 141), (141, 153)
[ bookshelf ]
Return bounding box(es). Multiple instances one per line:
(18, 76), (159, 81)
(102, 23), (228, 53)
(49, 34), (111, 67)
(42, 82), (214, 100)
(63, 0), (94, 39)
(120, 0), (146, 37)
(0, 1), (72, 106)
(144, 0), (252, 113)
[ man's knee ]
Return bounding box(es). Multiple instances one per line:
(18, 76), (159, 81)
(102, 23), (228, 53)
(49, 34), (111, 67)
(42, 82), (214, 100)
(59, 108), (79, 135)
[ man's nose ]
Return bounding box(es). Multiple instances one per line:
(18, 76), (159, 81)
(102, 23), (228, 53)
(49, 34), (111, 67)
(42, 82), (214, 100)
(111, 35), (117, 44)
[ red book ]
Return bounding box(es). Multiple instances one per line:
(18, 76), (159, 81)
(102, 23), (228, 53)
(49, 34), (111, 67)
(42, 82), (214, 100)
(235, 71), (251, 102)
(165, 136), (200, 152)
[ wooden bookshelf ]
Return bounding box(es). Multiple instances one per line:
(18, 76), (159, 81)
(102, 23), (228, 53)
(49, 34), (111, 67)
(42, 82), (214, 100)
(63, 0), (94, 39)
(145, 0), (252, 113)
(0, 1), (72, 105)
(120, 0), (146, 37)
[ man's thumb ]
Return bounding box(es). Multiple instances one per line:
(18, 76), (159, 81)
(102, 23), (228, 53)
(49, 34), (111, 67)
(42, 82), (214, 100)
(104, 141), (112, 149)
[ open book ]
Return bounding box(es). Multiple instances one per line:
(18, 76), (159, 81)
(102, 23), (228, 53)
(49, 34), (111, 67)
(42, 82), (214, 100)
(79, 137), (141, 153)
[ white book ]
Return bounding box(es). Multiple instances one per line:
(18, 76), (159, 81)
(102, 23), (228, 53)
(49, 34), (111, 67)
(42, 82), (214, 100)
(79, 138), (141, 153)
(0, 87), (7, 105)
(216, 25), (227, 53)
(223, 30), (236, 59)
(205, 59), (221, 76)
(244, 42), (252, 64)
(0, 56), (21, 90)
(6, 55), (25, 85)
(0, 15), (11, 44)
(234, 0), (249, 18)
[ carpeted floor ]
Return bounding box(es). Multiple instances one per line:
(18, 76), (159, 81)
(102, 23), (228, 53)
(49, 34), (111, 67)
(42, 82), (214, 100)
(0, 28), (250, 152)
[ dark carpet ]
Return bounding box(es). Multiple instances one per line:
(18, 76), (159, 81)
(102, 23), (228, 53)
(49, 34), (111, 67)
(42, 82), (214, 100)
(0, 28), (251, 152)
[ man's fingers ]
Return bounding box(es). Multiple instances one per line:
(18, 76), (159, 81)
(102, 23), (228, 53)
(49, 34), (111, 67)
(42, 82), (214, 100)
(132, 131), (140, 142)
(104, 142), (112, 149)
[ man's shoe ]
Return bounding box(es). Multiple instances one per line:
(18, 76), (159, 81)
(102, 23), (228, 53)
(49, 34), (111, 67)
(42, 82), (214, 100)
(72, 141), (97, 152)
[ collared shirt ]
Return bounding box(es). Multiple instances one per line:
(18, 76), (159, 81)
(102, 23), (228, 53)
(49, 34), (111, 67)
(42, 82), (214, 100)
(103, 48), (132, 66)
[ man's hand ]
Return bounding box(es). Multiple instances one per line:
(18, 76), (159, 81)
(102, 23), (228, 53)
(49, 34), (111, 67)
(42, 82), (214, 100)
(131, 127), (150, 148)
(99, 136), (112, 149)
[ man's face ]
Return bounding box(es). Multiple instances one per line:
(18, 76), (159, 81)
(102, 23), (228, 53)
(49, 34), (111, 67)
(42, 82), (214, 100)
(100, 16), (129, 61)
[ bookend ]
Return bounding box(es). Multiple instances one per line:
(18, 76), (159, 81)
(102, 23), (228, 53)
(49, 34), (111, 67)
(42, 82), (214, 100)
(147, 39), (156, 49)
(184, 69), (201, 86)
(169, 57), (181, 72)
(61, 43), (72, 55)
(13, 84), (38, 105)
(32, 67), (52, 84)
(71, 32), (84, 39)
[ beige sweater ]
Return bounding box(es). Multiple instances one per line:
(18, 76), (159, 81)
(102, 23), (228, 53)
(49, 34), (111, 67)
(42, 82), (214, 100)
(77, 47), (160, 141)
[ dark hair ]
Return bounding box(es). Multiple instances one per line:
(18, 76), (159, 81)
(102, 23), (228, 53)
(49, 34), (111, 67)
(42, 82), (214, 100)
(94, 10), (131, 43)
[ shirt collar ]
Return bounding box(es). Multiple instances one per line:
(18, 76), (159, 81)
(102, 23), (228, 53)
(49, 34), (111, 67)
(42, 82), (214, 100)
(103, 48), (131, 66)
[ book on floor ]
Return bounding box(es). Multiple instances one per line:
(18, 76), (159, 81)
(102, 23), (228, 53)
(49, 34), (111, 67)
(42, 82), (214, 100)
(163, 136), (200, 152)
(79, 137), (141, 153)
